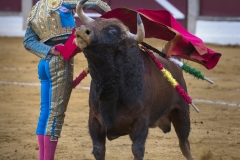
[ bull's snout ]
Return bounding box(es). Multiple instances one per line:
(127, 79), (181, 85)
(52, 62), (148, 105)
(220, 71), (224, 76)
(74, 25), (92, 49)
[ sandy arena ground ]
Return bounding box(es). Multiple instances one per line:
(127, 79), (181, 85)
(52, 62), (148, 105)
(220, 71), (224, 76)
(0, 37), (239, 160)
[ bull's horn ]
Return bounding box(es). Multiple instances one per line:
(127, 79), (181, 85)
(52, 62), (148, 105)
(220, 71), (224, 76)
(127, 13), (145, 43)
(76, 0), (95, 24)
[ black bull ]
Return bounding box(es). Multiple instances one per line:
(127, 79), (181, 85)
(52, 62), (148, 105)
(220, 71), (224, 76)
(74, 17), (193, 160)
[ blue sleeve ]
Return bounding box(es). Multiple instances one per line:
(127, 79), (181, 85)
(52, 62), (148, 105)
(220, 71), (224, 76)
(23, 26), (52, 59)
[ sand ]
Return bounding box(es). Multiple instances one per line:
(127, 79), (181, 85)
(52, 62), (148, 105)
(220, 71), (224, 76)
(0, 37), (239, 160)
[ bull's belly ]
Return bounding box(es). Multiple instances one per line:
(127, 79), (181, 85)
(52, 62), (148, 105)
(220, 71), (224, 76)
(106, 131), (129, 141)
(106, 119), (134, 140)
(95, 114), (135, 140)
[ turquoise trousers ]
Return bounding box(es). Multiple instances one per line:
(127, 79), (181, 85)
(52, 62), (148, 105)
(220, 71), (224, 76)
(36, 56), (73, 139)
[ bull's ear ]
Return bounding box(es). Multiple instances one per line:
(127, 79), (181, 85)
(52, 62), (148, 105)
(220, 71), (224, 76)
(76, 0), (95, 24)
(127, 13), (145, 43)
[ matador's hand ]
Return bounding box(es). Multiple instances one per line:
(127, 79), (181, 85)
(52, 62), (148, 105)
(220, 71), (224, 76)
(49, 46), (60, 56)
(49, 44), (64, 56)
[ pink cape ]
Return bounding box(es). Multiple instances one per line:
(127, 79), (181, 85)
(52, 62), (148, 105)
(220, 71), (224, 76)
(55, 28), (81, 61)
(56, 8), (221, 69)
(101, 8), (221, 70)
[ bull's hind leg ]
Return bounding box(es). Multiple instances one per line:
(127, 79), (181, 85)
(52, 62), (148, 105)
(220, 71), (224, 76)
(88, 116), (106, 160)
(129, 117), (149, 160)
(170, 106), (193, 160)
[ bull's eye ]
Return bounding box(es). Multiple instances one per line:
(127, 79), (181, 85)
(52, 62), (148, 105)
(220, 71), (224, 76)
(77, 34), (80, 38)
(109, 30), (116, 35)
(108, 27), (118, 36)
(103, 26), (120, 44)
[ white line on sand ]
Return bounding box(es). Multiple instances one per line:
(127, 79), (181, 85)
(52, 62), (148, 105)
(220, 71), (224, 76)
(0, 81), (239, 108)
(3, 67), (37, 71)
(193, 99), (240, 107)
(0, 81), (40, 86)
(4, 67), (240, 82)
(0, 81), (89, 90)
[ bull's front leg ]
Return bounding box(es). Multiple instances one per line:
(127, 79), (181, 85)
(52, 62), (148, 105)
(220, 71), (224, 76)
(129, 117), (149, 160)
(89, 115), (106, 160)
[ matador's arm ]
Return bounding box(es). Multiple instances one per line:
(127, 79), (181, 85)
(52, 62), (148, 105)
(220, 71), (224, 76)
(23, 26), (52, 59)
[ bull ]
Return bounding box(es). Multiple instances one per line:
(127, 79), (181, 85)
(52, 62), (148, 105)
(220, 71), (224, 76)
(74, 0), (193, 159)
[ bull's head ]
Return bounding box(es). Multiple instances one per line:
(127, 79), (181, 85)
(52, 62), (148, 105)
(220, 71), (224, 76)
(74, 0), (145, 50)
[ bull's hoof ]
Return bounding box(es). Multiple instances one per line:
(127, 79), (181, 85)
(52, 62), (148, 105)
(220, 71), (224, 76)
(92, 145), (105, 160)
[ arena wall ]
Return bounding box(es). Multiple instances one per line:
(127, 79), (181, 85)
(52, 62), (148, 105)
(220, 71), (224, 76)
(0, 0), (239, 45)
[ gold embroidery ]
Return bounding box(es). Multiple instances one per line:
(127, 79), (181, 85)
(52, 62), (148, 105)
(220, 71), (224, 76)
(62, 0), (79, 4)
(51, 36), (68, 41)
(47, 0), (62, 10)
(84, 0), (111, 12)
(45, 56), (73, 137)
(27, 2), (40, 23)
(28, 0), (111, 42)
(28, 0), (75, 43)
